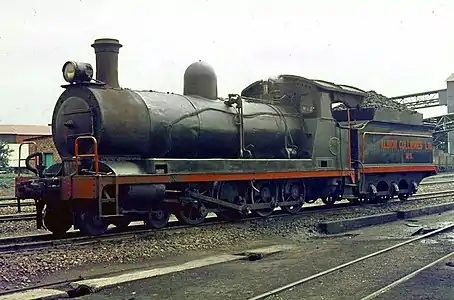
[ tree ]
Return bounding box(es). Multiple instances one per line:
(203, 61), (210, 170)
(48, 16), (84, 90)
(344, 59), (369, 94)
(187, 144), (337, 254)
(0, 142), (13, 171)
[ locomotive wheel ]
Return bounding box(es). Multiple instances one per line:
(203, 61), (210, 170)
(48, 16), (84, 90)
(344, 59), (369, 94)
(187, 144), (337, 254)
(214, 181), (245, 221)
(77, 212), (108, 236)
(281, 180), (305, 214)
(252, 182), (275, 218)
(43, 205), (72, 237)
(174, 203), (207, 225)
(144, 205), (171, 229)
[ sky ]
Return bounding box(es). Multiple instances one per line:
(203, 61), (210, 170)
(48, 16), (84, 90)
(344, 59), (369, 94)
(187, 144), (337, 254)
(1, 0), (453, 124)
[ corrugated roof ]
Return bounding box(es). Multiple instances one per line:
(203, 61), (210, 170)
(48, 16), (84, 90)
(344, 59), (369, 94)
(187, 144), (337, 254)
(0, 124), (51, 136)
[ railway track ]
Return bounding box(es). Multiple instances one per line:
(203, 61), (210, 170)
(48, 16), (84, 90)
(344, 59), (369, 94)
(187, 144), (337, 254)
(420, 179), (454, 185)
(360, 252), (454, 299)
(247, 223), (454, 300)
(2, 214), (452, 300)
(0, 176), (452, 210)
(1, 188), (453, 224)
(1, 189), (454, 254)
(0, 201), (34, 208)
(0, 213), (35, 222)
(0, 215), (235, 254)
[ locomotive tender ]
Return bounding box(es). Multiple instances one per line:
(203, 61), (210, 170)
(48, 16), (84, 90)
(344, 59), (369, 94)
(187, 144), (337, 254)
(15, 38), (437, 236)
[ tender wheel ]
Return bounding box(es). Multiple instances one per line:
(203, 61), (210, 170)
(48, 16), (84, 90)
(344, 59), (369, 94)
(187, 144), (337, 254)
(174, 203), (207, 225)
(77, 212), (108, 236)
(281, 180), (305, 214)
(144, 205), (171, 229)
(43, 205), (72, 237)
(251, 181), (275, 218)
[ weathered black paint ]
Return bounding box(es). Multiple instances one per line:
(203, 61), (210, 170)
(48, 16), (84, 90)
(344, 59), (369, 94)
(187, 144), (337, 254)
(91, 38), (122, 88)
(183, 61), (218, 100)
(52, 86), (306, 159)
(96, 158), (316, 176)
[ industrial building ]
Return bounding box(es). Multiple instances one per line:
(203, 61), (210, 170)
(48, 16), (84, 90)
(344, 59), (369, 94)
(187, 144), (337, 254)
(0, 125), (57, 171)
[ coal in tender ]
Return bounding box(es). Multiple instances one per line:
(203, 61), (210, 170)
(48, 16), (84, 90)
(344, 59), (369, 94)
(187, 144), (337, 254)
(334, 91), (414, 112)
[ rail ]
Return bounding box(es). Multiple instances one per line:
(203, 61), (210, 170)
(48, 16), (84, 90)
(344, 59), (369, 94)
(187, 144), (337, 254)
(248, 223), (454, 300)
(74, 136), (99, 175)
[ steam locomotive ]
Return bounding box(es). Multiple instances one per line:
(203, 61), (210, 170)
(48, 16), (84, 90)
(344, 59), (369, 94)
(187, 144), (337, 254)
(15, 38), (437, 236)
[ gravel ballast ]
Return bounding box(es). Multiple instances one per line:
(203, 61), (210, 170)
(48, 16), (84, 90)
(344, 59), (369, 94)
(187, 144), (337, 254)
(1, 188), (454, 291)
(0, 205), (35, 216)
(1, 176), (454, 291)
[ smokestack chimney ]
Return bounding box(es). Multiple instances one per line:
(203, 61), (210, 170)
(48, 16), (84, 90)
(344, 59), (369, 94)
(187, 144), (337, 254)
(91, 38), (122, 88)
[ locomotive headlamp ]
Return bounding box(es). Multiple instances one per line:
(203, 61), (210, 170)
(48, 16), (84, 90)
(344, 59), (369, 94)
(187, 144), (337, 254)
(62, 61), (94, 83)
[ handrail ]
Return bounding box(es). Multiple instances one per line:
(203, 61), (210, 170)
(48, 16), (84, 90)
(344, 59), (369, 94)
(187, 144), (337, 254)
(18, 141), (38, 177)
(74, 136), (99, 175)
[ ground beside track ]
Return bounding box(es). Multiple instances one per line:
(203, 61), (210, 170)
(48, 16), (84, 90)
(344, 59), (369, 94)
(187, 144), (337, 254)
(1, 174), (454, 292)
(1, 183), (454, 239)
(78, 211), (454, 300)
(373, 258), (454, 300)
(1, 199), (454, 292)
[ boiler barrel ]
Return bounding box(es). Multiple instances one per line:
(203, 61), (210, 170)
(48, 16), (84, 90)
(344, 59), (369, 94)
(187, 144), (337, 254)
(52, 87), (305, 159)
(135, 91), (304, 158)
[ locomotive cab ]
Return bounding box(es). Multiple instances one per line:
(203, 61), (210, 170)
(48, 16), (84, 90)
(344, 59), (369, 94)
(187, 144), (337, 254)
(241, 74), (367, 168)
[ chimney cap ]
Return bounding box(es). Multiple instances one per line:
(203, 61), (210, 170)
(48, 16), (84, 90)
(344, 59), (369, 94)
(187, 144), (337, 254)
(91, 38), (123, 50)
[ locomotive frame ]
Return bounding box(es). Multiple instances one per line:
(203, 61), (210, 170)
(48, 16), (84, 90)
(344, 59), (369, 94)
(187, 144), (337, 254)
(14, 38), (438, 236)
